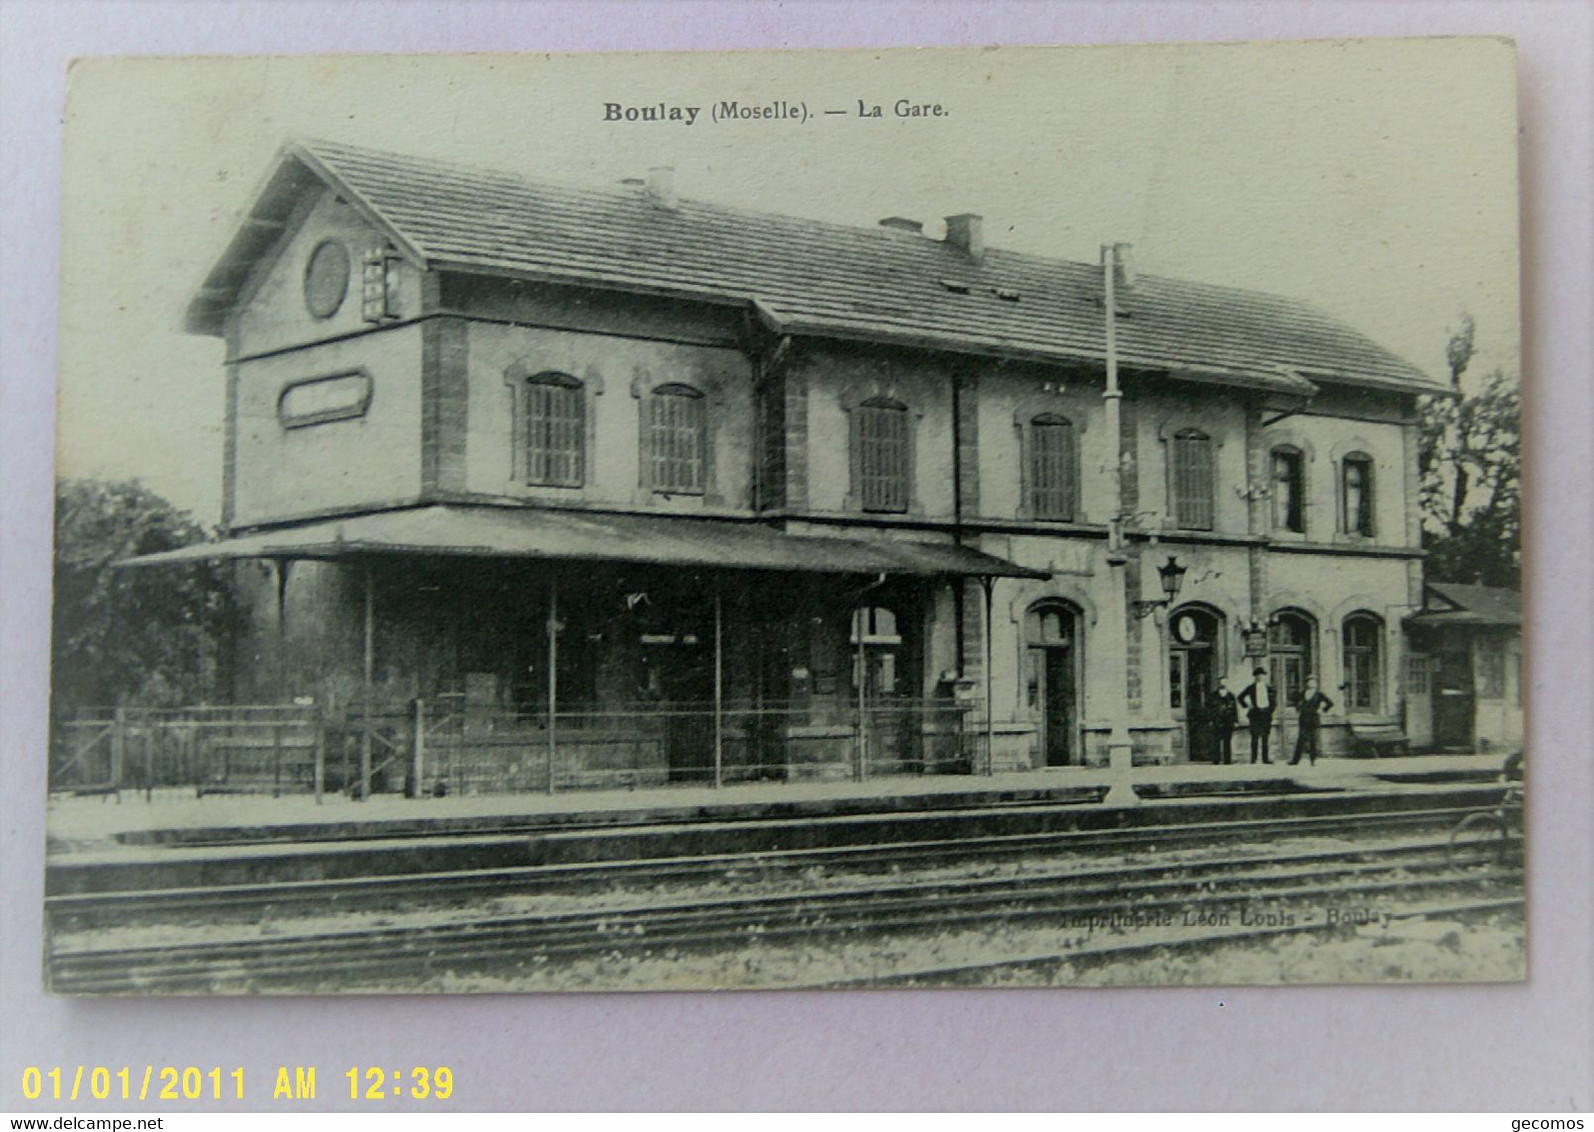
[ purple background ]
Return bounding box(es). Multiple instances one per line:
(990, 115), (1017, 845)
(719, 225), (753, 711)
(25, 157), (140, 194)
(2, 0), (1590, 1112)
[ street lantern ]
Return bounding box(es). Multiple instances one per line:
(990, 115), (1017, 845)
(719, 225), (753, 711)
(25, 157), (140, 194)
(1132, 555), (1187, 619)
(1156, 555), (1187, 603)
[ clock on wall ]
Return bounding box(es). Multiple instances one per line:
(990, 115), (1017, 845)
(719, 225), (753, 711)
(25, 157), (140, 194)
(303, 239), (351, 318)
(1173, 614), (1199, 643)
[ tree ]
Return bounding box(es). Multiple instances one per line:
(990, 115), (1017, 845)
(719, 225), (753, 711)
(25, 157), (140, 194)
(51, 478), (237, 718)
(1417, 314), (1521, 588)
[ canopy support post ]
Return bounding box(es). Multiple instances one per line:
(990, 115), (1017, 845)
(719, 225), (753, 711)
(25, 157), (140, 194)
(547, 575), (558, 795)
(275, 559), (292, 703)
(854, 614), (868, 784)
(982, 575), (996, 776)
(713, 579), (724, 790)
(360, 560), (374, 802)
(275, 560), (292, 802)
(411, 697), (426, 800)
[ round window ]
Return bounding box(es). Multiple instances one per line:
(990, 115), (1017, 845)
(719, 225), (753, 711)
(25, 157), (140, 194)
(303, 240), (351, 318)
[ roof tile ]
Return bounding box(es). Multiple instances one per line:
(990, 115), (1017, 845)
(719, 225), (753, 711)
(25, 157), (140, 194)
(191, 139), (1439, 397)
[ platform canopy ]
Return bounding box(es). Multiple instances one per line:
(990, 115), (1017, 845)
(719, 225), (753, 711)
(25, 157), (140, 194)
(119, 504), (1050, 580)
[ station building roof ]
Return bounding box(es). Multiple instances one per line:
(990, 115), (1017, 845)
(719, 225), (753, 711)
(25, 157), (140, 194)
(186, 139), (1440, 400)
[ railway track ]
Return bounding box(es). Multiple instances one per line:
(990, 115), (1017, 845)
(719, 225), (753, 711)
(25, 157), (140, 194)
(47, 820), (1522, 994)
(47, 804), (1481, 932)
(821, 895), (1525, 988)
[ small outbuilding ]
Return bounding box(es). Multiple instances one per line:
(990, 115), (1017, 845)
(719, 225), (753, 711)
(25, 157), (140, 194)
(1403, 583), (1523, 754)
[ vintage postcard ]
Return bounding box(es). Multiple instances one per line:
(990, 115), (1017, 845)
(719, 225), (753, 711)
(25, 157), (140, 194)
(47, 40), (1523, 994)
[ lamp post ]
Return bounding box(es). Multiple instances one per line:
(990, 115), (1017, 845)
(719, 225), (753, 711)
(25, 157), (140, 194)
(1127, 557), (1187, 762)
(1099, 243), (1133, 805)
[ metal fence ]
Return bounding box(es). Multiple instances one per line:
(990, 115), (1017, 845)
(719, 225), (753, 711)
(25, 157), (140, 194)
(51, 705), (325, 800)
(50, 698), (979, 800)
(414, 698), (978, 796)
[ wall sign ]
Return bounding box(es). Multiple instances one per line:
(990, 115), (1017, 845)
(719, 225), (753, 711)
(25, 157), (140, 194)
(278, 370), (373, 429)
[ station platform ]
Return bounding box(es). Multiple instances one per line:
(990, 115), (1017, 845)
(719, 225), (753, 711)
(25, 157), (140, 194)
(46, 751), (1511, 858)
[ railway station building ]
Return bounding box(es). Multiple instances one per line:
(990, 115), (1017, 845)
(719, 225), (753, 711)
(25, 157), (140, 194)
(133, 140), (1449, 794)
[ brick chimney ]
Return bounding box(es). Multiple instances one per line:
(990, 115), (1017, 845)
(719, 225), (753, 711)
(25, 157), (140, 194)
(944, 214), (984, 263)
(1112, 242), (1137, 290)
(646, 166), (678, 209)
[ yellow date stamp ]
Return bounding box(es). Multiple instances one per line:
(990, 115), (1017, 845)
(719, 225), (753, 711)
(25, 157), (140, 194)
(344, 1067), (454, 1101)
(21, 1067), (244, 1102)
(18, 1066), (454, 1103)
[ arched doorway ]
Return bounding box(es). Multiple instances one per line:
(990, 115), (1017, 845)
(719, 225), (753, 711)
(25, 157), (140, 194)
(1024, 602), (1081, 767)
(1168, 604), (1225, 762)
(1268, 610), (1317, 754)
(851, 604), (903, 697)
(1268, 610), (1316, 705)
(632, 588), (714, 782)
(851, 603), (918, 770)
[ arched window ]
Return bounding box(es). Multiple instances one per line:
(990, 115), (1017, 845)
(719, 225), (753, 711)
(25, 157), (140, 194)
(1342, 453), (1375, 536)
(1342, 613), (1383, 712)
(1268, 610), (1317, 705)
(1026, 604), (1074, 647)
(1271, 446), (1305, 533)
(850, 605), (903, 697)
(850, 605), (901, 644)
(855, 397), (910, 513)
(1029, 414), (1076, 520)
(646, 383), (706, 494)
(1171, 428), (1214, 530)
(524, 372), (584, 487)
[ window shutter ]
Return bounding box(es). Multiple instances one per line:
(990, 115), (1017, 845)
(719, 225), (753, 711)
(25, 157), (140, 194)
(362, 250), (400, 323)
(1030, 417), (1074, 520)
(525, 378), (584, 487)
(1173, 431), (1213, 529)
(647, 386), (705, 493)
(857, 401), (909, 512)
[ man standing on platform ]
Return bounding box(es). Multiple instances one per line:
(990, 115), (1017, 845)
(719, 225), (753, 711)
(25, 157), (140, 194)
(1290, 676), (1334, 766)
(1237, 666), (1276, 764)
(1211, 677), (1239, 765)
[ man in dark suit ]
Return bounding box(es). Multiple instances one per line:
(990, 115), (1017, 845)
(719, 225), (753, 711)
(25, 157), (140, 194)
(1236, 666), (1275, 764)
(1210, 677), (1239, 765)
(1290, 676), (1334, 765)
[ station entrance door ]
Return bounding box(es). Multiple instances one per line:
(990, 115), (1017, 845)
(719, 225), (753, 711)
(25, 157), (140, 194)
(1025, 603), (1080, 767)
(851, 605), (919, 771)
(1168, 606), (1223, 762)
(1433, 650), (1475, 750)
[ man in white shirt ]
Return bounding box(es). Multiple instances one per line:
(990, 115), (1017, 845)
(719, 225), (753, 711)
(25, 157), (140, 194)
(1236, 666), (1276, 764)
